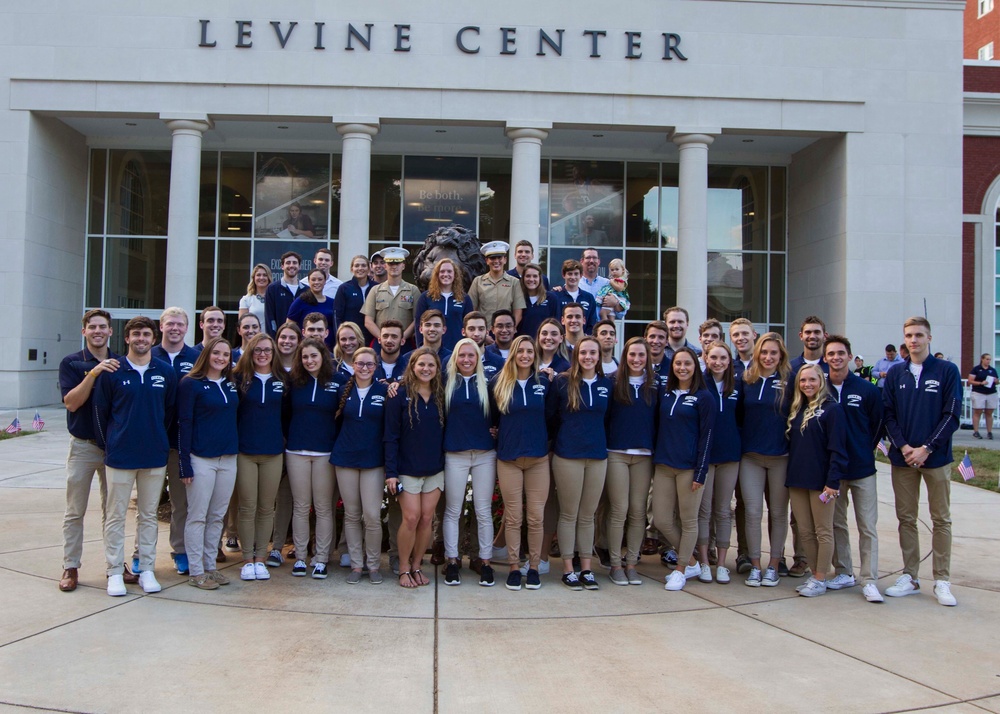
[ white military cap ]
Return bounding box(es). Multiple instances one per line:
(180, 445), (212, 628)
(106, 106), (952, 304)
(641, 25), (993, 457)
(378, 247), (410, 263)
(481, 241), (510, 256)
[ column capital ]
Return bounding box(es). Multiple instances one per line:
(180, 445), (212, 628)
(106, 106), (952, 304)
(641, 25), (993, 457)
(506, 126), (549, 143)
(336, 122), (380, 138)
(671, 131), (717, 148)
(160, 114), (213, 135)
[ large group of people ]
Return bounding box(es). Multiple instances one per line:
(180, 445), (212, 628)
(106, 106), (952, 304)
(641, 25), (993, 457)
(56, 241), (962, 608)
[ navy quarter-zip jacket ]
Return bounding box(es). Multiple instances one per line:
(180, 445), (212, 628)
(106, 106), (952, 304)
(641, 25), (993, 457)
(177, 376), (240, 478)
(489, 373), (554, 461)
(705, 376), (742, 464)
(548, 374), (613, 460)
(830, 371), (883, 479)
(607, 377), (659, 452)
(236, 374), (286, 456)
(737, 374), (789, 456)
(653, 388), (715, 483)
(93, 358), (177, 469)
(882, 354), (961, 469)
(286, 376), (342, 453)
(383, 389), (445, 479)
(786, 397), (848, 491)
(414, 292), (474, 352)
(445, 376), (495, 452)
(330, 381), (388, 469)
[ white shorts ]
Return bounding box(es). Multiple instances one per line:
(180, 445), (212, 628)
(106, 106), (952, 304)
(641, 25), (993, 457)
(971, 392), (998, 410)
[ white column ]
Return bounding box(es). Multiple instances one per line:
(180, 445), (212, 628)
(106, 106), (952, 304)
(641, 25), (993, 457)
(672, 131), (715, 331)
(336, 122), (380, 281)
(506, 124), (550, 260)
(162, 114), (212, 342)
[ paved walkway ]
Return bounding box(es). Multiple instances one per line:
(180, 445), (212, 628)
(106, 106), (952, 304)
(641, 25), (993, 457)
(1, 408), (1000, 713)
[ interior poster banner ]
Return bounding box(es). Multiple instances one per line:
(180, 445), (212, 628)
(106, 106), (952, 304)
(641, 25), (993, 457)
(403, 156), (478, 244)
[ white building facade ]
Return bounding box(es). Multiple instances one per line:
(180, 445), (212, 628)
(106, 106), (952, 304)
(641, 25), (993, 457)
(1, 0), (965, 407)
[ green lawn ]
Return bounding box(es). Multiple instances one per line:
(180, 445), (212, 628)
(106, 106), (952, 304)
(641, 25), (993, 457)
(0, 430), (34, 441)
(876, 448), (1000, 494)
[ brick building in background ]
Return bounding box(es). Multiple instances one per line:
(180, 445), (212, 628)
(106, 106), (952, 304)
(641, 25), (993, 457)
(967, 0), (1000, 59)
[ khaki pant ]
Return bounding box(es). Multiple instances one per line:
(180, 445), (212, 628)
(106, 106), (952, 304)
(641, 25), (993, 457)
(497, 456), (550, 568)
(739, 453), (789, 561)
(105, 465), (166, 576)
(605, 452), (653, 567)
(286, 453), (336, 565)
(236, 453), (284, 560)
(63, 438), (108, 570)
(552, 455), (607, 563)
(698, 461), (739, 549)
(833, 475), (879, 583)
(651, 465), (703, 566)
(788, 487), (835, 580)
(337, 466), (385, 571)
(891, 465), (952, 581)
(184, 454), (238, 577)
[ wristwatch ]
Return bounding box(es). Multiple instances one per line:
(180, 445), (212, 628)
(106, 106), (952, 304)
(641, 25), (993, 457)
(922, 444), (934, 455)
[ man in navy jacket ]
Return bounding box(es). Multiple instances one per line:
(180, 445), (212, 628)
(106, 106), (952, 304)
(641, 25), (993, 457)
(94, 316), (178, 597)
(824, 335), (885, 603)
(264, 251), (303, 335)
(882, 317), (961, 606)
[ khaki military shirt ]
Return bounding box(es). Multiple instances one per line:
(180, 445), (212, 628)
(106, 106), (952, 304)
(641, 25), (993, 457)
(361, 280), (419, 331)
(468, 272), (526, 324)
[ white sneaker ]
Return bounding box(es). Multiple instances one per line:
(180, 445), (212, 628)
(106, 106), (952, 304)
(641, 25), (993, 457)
(715, 566), (731, 584)
(934, 580), (957, 607)
(862, 582), (884, 603)
(683, 563), (702, 580)
(138, 570), (161, 593)
(520, 559), (550, 575)
(697, 563), (713, 583)
(240, 563), (257, 581)
(107, 574), (126, 597)
(885, 574), (920, 597)
(254, 562), (270, 580)
(826, 573), (856, 590)
(797, 577), (827, 598)
(664, 570), (687, 591)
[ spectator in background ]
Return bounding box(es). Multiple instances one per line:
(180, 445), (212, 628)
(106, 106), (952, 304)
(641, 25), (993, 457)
(969, 353), (999, 440)
(874, 344), (904, 390)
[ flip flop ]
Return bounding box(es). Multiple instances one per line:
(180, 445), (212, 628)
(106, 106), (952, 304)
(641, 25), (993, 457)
(398, 571), (417, 589)
(412, 569), (429, 586)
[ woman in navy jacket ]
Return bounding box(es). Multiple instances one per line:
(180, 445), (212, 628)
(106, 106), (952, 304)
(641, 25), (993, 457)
(535, 318), (571, 379)
(517, 263), (558, 339)
(286, 269), (336, 349)
(334, 321), (364, 378)
(605, 336), (659, 586)
(414, 258), (473, 352)
(786, 363), (849, 597)
(232, 333), (287, 582)
(654, 346), (715, 592)
(490, 335), (554, 591)
(177, 337), (240, 590)
(384, 347), (446, 589)
(737, 332), (792, 588)
(285, 337), (344, 580)
(331, 346), (389, 585)
(334, 255), (374, 345)
(441, 339), (498, 587)
(696, 341), (742, 584)
(548, 335), (613, 592)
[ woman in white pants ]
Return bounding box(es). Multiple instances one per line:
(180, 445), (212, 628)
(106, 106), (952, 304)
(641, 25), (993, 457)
(441, 339), (498, 587)
(178, 337), (240, 590)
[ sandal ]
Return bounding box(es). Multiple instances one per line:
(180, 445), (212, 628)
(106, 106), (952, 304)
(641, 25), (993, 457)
(412, 569), (429, 586)
(398, 571), (417, 589)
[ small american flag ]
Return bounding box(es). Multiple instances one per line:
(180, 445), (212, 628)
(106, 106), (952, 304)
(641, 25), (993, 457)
(32, 411), (44, 431)
(877, 441), (889, 457)
(4, 417), (21, 434)
(958, 452), (975, 482)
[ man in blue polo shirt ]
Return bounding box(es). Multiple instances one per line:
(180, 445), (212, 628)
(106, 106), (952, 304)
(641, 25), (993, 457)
(57, 309), (124, 592)
(94, 316), (178, 597)
(882, 317), (961, 606)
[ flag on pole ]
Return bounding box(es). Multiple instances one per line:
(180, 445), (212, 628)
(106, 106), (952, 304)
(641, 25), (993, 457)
(4, 417), (21, 434)
(32, 411), (44, 431)
(877, 441), (889, 457)
(958, 451), (975, 482)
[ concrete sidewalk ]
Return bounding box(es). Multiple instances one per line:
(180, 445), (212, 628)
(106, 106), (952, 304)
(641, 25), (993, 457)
(1, 408), (1000, 713)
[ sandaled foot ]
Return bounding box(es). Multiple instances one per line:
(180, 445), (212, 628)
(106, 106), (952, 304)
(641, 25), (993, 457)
(412, 569), (429, 586)
(398, 571), (418, 589)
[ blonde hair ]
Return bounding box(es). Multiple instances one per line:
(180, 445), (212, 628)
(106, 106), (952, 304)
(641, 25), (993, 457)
(744, 332), (791, 386)
(246, 263), (272, 297)
(786, 363), (830, 438)
(607, 258), (629, 281)
(333, 321), (364, 364)
(493, 336), (539, 415)
(445, 338), (489, 419)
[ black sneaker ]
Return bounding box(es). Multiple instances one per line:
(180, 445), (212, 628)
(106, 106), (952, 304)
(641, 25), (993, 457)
(736, 554), (752, 574)
(291, 560), (307, 577)
(478, 564), (495, 587)
(444, 562), (461, 586)
(525, 569), (541, 590)
(661, 549), (678, 567)
(225, 536), (239, 552)
(580, 570), (599, 590)
(777, 560), (790, 577)
(990, 433), (995, 440)
(505, 570), (523, 591)
(562, 572), (583, 591)
(595, 546), (611, 569)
